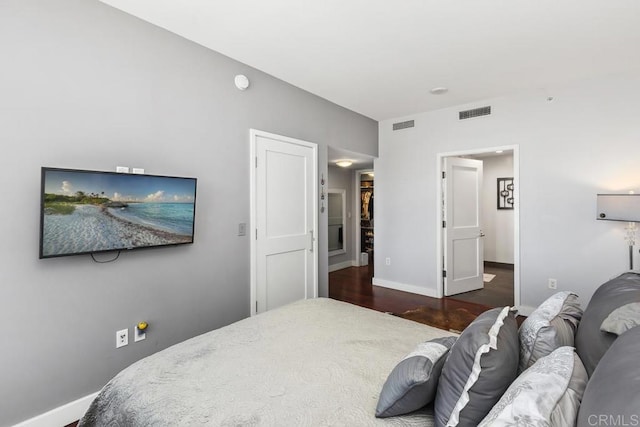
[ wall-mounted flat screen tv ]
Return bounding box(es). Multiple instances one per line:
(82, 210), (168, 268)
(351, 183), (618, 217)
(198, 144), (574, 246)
(40, 167), (197, 259)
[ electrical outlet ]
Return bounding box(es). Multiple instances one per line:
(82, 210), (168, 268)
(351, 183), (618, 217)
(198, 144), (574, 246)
(116, 166), (129, 173)
(385, 257), (391, 266)
(238, 223), (247, 236)
(548, 278), (557, 290)
(116, 328), (128, 348)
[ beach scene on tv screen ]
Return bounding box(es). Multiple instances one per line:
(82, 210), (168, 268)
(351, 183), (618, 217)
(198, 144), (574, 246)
(41, 170), (196, 257)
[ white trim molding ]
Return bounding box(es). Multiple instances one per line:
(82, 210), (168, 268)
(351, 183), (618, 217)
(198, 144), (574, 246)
(372, 277), (439, 298)
(13, 392), (98, 427)
(328, 260), (357, 273)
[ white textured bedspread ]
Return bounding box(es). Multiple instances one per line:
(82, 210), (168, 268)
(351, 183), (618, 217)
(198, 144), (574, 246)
(79, 298), (453, 426)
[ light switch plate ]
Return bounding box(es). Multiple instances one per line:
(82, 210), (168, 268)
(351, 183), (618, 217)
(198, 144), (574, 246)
(134, 325), (146, 342)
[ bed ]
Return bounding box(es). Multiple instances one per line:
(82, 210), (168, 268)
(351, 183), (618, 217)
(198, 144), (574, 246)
(79, 298), (454, 426)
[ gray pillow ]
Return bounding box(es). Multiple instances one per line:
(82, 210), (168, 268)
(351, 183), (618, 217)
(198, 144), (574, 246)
(518, 291), (582, 373)
(577, 324), (640, 427)
(434, 306), (519, 427)
(479, 346), (587, 426)
(376, 336), (457, 418)
(575, 272), (640, 376)
(600, 301), (640, 335)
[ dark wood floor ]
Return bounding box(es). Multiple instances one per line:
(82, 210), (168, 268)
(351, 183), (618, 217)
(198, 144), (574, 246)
(447, 262), (514, 307)
(329, 263), (523, 331)
(329, 264), (491, 322)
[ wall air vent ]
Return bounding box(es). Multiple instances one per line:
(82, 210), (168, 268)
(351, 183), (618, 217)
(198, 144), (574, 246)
(459, 106), (491, 120)
(392, 120), (415, 131)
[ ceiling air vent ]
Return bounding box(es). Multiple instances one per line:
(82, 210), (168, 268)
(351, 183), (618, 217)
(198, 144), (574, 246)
(392, 120), (415, 131)
(459, 106), (491, 120)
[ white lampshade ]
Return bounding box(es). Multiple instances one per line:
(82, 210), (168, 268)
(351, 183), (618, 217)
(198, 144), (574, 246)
(597, 194), (640, 222)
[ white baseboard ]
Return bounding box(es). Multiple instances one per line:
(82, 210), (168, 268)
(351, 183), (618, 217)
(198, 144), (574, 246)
(328, 260), (357, 273)
(372, 277), (439, 298)
(13, 392), (98, 427)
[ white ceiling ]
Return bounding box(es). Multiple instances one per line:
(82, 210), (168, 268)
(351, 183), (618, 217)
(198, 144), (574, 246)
(99, 0), (640, 121)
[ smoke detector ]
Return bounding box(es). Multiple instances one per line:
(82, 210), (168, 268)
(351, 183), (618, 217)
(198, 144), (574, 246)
(234, 74), (250, 91)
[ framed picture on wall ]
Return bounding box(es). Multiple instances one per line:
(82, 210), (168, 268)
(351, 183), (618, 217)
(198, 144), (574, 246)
(497, 177), (514, 210)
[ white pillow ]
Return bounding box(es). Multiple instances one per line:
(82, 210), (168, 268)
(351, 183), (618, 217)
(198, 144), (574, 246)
(600, 302), (640, 335)
(518, 291), (582, 373)
(479, 346), (588, 427)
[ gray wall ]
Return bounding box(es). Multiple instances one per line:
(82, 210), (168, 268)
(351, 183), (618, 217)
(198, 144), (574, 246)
(0, 1), (377, 425)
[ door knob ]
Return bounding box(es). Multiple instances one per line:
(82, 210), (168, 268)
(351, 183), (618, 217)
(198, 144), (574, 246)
(479, 232), (486, 237)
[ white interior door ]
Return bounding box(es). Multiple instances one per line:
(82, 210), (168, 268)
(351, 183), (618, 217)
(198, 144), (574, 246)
(251, 130), (317, 315)
(443, 157), (484, 296)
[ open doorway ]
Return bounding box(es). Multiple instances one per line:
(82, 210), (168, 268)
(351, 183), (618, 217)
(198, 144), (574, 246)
(326, 147), (375, 275)
(436, 146), (519, 309)
(327, 166), (375, 305)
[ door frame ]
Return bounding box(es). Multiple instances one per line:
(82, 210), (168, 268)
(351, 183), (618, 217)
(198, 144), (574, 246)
(249, 129), (319, 316)
(435, 144), (520, 308)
